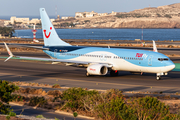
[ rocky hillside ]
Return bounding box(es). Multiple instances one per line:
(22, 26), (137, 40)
(70, 3), (180, 28)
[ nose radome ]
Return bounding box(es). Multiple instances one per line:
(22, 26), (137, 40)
(171, 64), (175, 70)
(167, 64), (175, 71)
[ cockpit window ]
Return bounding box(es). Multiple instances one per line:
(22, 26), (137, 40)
(158, 58), (169, 61)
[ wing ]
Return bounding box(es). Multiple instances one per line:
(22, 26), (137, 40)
(3, 42), (113, 68)
(1, 43), (49, 50)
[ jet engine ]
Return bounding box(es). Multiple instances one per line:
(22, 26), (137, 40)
(87, 64), (108, 76)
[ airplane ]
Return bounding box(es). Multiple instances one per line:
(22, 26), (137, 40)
(3, 8), (175, 80)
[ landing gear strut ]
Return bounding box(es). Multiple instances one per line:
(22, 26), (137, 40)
(110, 70), (118, 76)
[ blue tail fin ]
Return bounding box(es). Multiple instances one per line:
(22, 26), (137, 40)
(40, 8), (71, 46)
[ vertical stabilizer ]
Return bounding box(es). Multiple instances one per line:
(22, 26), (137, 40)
(40, 8), (71, 46)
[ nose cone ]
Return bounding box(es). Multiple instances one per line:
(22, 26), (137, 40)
(170, 64), (175, 71)
(171, 64), (176, 70)
(162, 59), (175, 72)
(166, 62), (175, 71)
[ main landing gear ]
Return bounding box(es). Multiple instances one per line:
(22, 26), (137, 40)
(110, 70), (119, 76)
(86, 72), (90, 77)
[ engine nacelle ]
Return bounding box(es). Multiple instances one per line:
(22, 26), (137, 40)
(87, 64), (108, 75)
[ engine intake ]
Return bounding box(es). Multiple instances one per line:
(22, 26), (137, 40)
(87, 64), (108, 75)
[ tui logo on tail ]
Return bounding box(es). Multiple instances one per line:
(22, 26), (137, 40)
(43, 27), (52, 38)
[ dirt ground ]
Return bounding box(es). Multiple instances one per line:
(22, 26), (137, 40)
(0, 115), (28, 120)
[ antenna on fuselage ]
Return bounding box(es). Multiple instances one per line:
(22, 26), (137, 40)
(152, 40), (158, 52)
(108, 46), (110, 49)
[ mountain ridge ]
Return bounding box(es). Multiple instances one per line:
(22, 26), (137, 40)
(73, 3), (180, 28)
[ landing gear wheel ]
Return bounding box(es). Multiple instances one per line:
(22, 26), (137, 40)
(86, 72), (90, 77)
(156, 76), (161, 80)
(110, 70), (118, 76)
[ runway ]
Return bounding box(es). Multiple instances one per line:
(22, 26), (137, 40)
(0, 54), (180, 93)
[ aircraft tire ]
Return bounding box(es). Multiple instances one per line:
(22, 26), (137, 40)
(156, 76), (161, 80)
(110, 70), (118, 76)
(86, 72), (90, 77)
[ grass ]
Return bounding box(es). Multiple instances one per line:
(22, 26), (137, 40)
(36, 115), (45, 118)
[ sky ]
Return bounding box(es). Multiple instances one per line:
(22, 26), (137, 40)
(0, 0), (180, 18)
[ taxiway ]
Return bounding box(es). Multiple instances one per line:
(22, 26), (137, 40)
(0, 56), (180, 93)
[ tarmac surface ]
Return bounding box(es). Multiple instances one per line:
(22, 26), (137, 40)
(0, 48), (180, 93)
(0, 56), (180, 93)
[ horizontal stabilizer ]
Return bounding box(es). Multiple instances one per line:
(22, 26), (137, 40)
(4, 42), (14, 62)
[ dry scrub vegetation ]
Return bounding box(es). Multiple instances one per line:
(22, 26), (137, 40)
(7, 80), (180, 120)
(0, 80), (180, 119)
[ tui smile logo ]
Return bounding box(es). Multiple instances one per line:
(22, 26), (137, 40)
(43, 27), (52, 38)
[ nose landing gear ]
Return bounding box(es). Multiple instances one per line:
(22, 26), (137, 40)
(156, 72), (168, 80)
(156, 76), (161, 80)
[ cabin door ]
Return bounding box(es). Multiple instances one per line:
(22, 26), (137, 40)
(148, 55), (153, 66)
(54, 49), (57, 58)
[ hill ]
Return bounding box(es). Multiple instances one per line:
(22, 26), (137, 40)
(71, 3), (180, 28)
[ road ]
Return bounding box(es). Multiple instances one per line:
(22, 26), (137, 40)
(10, 104), (90, 120)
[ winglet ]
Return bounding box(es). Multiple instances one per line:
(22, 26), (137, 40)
(152, 40), (158, 52)
(4, 42), (14, 62)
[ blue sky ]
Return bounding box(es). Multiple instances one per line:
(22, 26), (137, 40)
(0, 0), (179, 17)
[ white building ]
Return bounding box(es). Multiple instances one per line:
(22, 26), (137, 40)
(61, 17), (69, 20)
(111, 11), (117, 15)
(4, 20), (11, 26)
(86, 11), (97, 17)
(50, 19), (55, 23)
(10, 16), (29, 24)
(75, 11), (116, 18)
(29, 18), (40, 24)
(98, 13), (108, 16)
(75, 12), (85, 18)
(75, 11), (98, 18)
